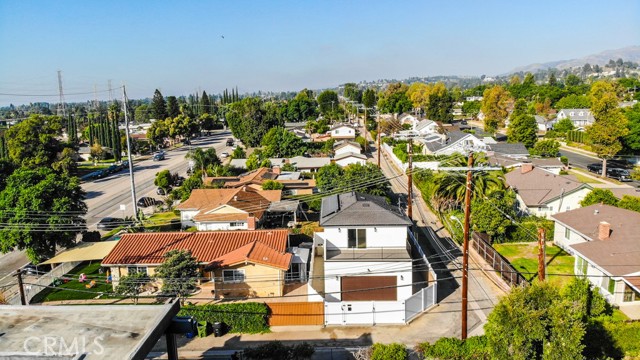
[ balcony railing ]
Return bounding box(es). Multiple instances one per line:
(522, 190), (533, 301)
(325, 246), (411, 261)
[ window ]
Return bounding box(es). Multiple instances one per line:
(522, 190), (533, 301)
(223, 269), (245, 283)
(576, 256), (587, 276)
(565, 227), (571, 240)
(127, 266), (148, 276)
(230, 222), (244, 227)
(347, 229), (367, 248)
(607, 278), (616, 295)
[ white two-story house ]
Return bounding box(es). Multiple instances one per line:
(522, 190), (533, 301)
(315, 192), (431, 325)
(329, 124), (357, 140)
(557, 108), (595, 130)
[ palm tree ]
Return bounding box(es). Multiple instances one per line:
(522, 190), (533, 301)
(431, 153), (505, 211)
(185, 148), (220, 177)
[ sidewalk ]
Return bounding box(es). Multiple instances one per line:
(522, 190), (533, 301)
(559, 141), (599, 159)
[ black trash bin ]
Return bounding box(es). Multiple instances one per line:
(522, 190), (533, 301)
(212, 322), (224, 337)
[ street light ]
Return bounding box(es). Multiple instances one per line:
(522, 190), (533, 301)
(450, 215), (463, 228)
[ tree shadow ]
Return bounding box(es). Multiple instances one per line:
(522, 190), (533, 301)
(84, 191), (104, 199)
(582, 320), (625, 360)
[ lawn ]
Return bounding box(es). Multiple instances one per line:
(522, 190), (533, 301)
(568, 169), (603, 184)
(493, 242), (574, 286)
(144, 211), (181, 231)
(31, 262), (114, 303)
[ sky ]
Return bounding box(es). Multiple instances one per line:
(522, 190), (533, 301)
(0, 0), (638, 106)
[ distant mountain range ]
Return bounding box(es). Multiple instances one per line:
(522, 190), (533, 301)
(505, 46), (640, 75)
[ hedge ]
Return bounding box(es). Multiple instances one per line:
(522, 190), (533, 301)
(178, 303), (270, 334)
(370, 343), (407, 360)
(418, 336), (489, 360)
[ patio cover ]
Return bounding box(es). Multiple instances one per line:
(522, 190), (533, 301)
(41, 240), (119, 265)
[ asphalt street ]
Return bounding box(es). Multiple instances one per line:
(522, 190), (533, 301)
(560, 147), (640, 188)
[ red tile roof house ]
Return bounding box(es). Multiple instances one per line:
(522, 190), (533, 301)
(552, 204), (640, 318)
(175, 188), (281, 231)
(101, 230), (292, 299)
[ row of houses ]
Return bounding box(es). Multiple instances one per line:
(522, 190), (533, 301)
(90, 191), (436, 325)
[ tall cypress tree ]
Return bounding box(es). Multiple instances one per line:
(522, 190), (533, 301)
(201, 91), (210, 115)
(88, 116), (94, 146)
(151, 89), (168, 120)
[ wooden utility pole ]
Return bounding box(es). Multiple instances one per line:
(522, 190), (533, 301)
(538, 228), (546, 281)
(461, 153), (474, 340)
(407, 139), (413, 219)
(15, 269), (26, 305)
(122, 85), (139, 220)
(363, 107), (367, 153)
(377, 114), (381, 168)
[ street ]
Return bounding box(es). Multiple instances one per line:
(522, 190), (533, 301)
(0, 130), (233, 296)
(559, 147), (640, 188)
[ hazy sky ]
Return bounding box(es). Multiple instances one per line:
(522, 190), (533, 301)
(0, 0), (638, 106)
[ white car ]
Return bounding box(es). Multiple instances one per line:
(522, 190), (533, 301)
(220, 152), (229, 158)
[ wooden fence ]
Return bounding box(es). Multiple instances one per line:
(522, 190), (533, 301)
(471, 233), (528, 288)
(266, 302), (324, 326)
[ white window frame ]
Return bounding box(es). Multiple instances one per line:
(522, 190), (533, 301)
(230, 221), (245, 227)
(565, 227), (571, 240)
(127, 266), (148, 276)
(223, 269), (245, 283)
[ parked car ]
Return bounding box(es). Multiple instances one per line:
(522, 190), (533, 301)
(220, 152), (229, 159)
(97, 217), (130, 230)
(587, 163), (602, 174)
(153, 153), (165, 161)
(21, 263), (40, 276)
(226, 138), (234, 146)
(174, 176), (185, 186)
(607, 168), (632, 182)
(156, 186), (172, 196)
(137, 197), (162, 208)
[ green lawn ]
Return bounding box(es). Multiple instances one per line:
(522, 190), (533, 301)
(493, 242), (575, 286)
(31, 262), (114, 303)
(568, 169), (603, 184)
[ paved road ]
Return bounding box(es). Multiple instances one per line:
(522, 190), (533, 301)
(560, 147), (640, 188)
(0, 130), (233, 296)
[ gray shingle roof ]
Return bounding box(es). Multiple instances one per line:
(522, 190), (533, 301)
(488, 143), (529, 156)
(505, 167), (590, 206)
(552, 204), (640, 276)
(320, 192), (412, 227)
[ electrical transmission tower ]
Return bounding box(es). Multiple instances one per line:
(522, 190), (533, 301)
(57, 70), (66, 118)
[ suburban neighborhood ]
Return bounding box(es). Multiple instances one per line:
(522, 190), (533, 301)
(1, 2), (640, 360)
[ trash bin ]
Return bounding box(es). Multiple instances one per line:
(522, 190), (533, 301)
(212, 322), (224, 337)
(197, 321), (210, 338)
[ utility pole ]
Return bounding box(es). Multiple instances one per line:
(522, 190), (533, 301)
(407, 139), (413, 219)
(108, 80), (113, 103)
(461, 152), (474, 340)
(122, 85), (139, 221)
(363, 106), (367, 153)
(377, 113), (381, 168)
(15, 269), (26, 305)
(57, 70), (66, 118)
(538, 228), (546, 281)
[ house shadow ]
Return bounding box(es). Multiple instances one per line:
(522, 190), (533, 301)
(84, 190), (104, 199)
(413, 224), (460, 302)
(221, 331), (373, 350)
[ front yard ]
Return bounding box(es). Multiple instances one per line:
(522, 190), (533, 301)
(31, 262), (114, 303)
(493, 242), (574, 286)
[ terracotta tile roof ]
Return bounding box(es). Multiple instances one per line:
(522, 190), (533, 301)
(193, 212), (249, 222)
(206, 241), (292, 270)
(552, 204), (640, 276)
(505, 167), (590, 206)
(176, 188), (281, 221)
(205, 167), (315, 190)
(102, 230), (289, 266)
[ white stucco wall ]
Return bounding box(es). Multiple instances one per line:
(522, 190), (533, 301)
(325, 301), (406, 325)
(335, 145), (361, 156)
(552, 222), (589, 253)
(322, 226), (408, 250)
(519, 188), (591, 218)
(335, 157), (366, 167)
(331, 127), (356, 138)
(196, 222), (248, 231)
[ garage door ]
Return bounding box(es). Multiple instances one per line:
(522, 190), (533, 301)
(341, 276), (397, 301)
(266, 302), (324, 326)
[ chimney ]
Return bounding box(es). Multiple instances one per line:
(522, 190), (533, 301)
(521, 163), (534, 174)
(273, 166), (281, 175)
(598, 221), (611, 240)
(247, 216), (256, 230)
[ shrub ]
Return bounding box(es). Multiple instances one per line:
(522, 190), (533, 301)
(560, 156), (569, 166)
(417, 336), (489, 360)
(178, 303), (269, 334)
(370, 343), (407, 360)
(243, 341), (314, 359)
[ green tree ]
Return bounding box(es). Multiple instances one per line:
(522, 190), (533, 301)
(262, 180), (283, 190)
(554, 94), (591, 110)
(90, 142), (104, 165)
(246, 153), (260, 171)
(316, 163), (344, 193)
(261, 127), (307, 158)
(147, 119), (169, 147)
(52, 147), (77, 176)
(529, 139), (560, 157)
(553, 118), (575, 135)
(0, 168), (87, 263)
(151, 89), (167, 120)
(185, 148), (220, 175)
(377, 83), (412, 114)
(485, 281), (586, 360)
(425, 84), (454, 123)
(200, 90), (210, 116)
(462, 101), (481, 118)
(622, 103), (640, 152)
(507, 99), (538, 148)
(226, 97), (281, 147)
(115, 272), (149, 305)
(471, 190), (516, 241)
(231, 146), (246, 159)
(481, 85), (512, 133)
(618, 195), (640, 212)
(362, 88), (377, 109)
(317, 90), (340, 119)
(580, 189), (619, 207)
(343, 83), (362, 103)
(166, 96), (180, 119)
(134, 104), (151, 122)
(586, 81), (629, 177)
(5, 114), (63, 168)
(155, 249), (198, 298)
(154, 169), (173, 191)
(343, 163), (390, 196)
